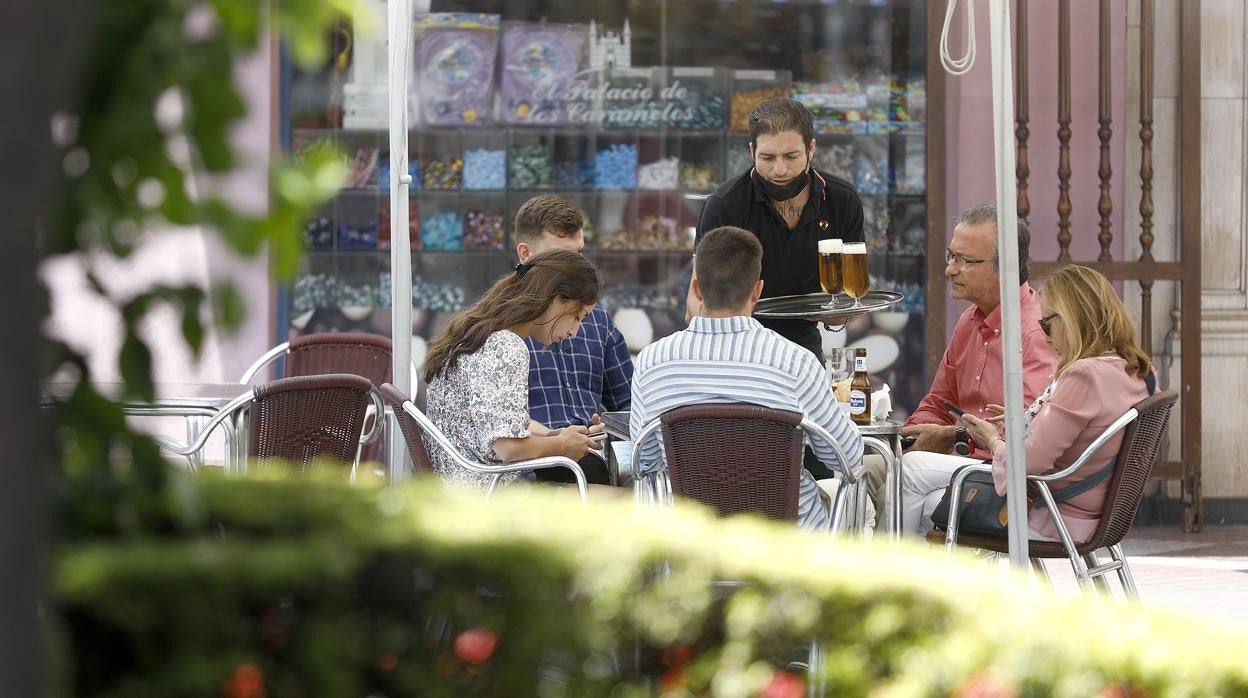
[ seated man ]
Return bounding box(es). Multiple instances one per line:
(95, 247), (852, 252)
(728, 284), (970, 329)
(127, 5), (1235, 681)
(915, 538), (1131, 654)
(629, 226), (864, 531)
(515, 195), (633, 485)
(867, 203), (1056, 519)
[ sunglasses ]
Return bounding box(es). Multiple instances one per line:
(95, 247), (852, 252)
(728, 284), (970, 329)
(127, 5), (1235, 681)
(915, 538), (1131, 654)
(1039, 312), (1059, 336)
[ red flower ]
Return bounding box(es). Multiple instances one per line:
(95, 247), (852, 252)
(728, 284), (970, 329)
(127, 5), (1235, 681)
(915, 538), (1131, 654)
(223, 663), (266, 698)
(954, 674), (1018, 698)
(761, 670), (805, 698)
(453, 629), (498, 665)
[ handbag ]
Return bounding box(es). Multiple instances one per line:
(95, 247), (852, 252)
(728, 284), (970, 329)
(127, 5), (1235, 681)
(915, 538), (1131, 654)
(929, 456), (1120, 537)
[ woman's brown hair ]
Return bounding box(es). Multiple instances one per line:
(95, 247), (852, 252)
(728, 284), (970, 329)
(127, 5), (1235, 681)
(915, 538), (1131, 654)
(423, 248), (601, 383)
(1040, 264), (1152, 379)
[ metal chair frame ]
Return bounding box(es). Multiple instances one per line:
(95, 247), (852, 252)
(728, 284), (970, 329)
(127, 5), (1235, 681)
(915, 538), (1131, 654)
(939, 391), (1178, 597)
(380, 383), (589, 503)
(157, 375), (384, 481)
(630, 405), (865, 537)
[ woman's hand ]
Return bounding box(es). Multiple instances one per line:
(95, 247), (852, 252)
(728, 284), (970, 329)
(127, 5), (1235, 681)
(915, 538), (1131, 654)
(553, 425), (596, 461)
(962, 413), (1003, 451)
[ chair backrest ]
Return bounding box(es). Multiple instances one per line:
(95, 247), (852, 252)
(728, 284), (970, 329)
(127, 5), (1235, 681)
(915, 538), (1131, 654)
(286, 332), (393, 385)
(379, 383), (435, 474)
(1082, 390), (1178, 549)
(659, 403), (806, 521)
(248, 373), (377, 473)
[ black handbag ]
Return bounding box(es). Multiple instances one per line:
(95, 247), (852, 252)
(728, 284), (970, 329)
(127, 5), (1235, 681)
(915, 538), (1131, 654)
(929, 457), (1119, 537)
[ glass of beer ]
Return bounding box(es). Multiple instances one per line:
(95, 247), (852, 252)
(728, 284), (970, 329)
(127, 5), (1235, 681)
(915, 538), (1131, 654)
(841, 242), (870, 308)
(817, 238), (843, 307)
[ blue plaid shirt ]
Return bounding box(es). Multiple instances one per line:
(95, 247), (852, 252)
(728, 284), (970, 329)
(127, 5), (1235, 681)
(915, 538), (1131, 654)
(526, 305), (633, 429)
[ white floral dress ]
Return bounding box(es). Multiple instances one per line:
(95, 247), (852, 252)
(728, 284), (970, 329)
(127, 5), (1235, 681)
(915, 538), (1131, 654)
(426, 330), (533, 489)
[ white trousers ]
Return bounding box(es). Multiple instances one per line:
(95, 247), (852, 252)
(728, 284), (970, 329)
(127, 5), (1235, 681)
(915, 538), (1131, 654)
(885, 450), (1060, 541)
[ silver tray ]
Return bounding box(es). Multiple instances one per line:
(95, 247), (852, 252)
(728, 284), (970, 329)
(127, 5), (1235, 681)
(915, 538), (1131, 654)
(753, 290), (904, 323)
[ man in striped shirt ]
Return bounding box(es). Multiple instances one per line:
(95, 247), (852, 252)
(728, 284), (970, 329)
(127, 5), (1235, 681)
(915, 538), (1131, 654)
(629, 226), (863, 530)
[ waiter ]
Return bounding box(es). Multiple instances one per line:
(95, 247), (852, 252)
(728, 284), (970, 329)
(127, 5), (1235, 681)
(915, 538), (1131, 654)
(690, 97), (865, 362)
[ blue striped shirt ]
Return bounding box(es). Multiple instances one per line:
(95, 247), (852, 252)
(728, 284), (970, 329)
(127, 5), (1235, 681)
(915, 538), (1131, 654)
(629, 315), (864, 531)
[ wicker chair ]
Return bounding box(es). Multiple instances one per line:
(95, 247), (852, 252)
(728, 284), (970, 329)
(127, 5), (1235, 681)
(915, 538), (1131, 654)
(930, 390), (1178, 597)
(378, 383), (436, 475)
(240, 332), (393, 462)
(378, 383), (589, 502)
(158, 374), (383, 479)
(632, 403), (863, 534)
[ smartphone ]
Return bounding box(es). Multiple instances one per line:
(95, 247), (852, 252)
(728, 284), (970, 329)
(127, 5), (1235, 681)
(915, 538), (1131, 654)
(588, 432), (609, 443)
(942, 400), (966, 418)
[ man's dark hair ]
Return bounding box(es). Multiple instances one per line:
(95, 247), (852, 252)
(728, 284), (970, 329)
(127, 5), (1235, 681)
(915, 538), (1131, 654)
(513, 195), (584, 244)
(748, 97), (815, 149)
(958, 202), (1031, 284)
(694, 226), (763, 311)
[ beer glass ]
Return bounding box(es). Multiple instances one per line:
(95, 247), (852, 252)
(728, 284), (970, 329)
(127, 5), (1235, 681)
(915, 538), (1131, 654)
(841, 242), (870, 308)
(816, 238), (843, 308)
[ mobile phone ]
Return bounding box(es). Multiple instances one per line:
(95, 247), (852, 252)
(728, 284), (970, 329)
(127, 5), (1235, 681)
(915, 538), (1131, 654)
(900, 435), (917, 449)
(588, 432), (609, 443)
(942, 400), (965, 418)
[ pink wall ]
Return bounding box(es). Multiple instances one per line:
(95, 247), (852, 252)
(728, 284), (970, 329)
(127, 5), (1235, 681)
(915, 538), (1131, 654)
(943, 0), (1128, 334)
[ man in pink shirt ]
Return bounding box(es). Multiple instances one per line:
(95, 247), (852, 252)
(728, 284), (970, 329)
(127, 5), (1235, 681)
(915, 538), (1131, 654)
(866, 203), (1056, 514)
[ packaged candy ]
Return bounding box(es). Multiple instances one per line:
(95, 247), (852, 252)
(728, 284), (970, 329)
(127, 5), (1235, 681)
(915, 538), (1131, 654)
(415, 13), (500, 126)
(500, 24), (587, 125)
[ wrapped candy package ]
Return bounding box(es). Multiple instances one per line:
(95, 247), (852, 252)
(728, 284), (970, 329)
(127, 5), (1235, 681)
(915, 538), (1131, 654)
(500, 24), (587, 125)
(415, 13), (500, 126)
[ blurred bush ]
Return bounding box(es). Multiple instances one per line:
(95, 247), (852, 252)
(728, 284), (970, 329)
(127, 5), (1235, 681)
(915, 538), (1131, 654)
(51, 474), (1248, 697)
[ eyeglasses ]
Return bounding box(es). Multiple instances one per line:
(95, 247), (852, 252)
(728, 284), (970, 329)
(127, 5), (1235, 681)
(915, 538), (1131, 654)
(944, 248), (993, 270)
(1039, 312), (1059, 336)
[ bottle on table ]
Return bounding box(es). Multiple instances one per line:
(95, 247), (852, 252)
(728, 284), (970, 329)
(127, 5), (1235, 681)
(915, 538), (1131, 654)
(849, 347), (871, 425)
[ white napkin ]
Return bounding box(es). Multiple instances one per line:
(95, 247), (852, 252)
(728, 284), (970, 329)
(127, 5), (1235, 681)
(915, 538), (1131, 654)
(872, 383), (893, 422)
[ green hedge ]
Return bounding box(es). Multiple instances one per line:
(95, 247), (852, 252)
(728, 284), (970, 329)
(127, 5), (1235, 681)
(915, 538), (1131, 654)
(53, 473), (1248, 697)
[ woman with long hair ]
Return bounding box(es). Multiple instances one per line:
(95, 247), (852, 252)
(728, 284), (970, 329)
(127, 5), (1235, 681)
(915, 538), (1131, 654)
(898, 264), (1154, 542)
(423, 248), (604, 489)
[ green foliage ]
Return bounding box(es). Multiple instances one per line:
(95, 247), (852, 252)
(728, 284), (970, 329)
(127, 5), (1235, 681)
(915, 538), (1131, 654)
(44, 1), (349, 510)
(54, 476), (1248, 697)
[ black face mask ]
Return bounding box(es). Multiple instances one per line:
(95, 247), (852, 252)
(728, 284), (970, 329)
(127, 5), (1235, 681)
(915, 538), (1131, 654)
(753, 153), (811, 202)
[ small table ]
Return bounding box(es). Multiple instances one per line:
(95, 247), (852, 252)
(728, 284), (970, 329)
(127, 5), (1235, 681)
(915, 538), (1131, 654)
(600, 409), (905, 537)
(43, 382), (248, 472)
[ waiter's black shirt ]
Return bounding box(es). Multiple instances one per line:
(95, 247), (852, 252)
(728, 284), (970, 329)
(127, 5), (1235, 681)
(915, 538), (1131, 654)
(695, 167), (865, 354)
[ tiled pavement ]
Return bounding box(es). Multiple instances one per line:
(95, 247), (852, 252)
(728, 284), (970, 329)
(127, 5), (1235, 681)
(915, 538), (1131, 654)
(1038, 525), (1248, 624)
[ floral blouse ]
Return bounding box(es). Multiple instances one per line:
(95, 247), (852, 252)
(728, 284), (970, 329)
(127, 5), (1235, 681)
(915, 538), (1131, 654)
(426, 330), (532, 489)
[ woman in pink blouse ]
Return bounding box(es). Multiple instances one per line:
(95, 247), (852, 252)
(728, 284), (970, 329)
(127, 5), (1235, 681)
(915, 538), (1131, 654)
(899, 265), (1153, 542)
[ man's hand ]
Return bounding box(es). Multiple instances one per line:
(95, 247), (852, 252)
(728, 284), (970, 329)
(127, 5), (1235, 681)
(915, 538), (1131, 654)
(899, 423), (958, 454)
(553, 425), (596, 460)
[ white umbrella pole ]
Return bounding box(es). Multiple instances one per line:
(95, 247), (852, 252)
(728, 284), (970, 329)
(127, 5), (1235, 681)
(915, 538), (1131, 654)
(988, 0), (1029, 566)
(388, 0), (413, 482)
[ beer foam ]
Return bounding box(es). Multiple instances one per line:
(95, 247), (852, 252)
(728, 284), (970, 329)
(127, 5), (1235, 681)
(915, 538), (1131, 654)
(817, 238), (843, 254)
(844, 242), (867, 254)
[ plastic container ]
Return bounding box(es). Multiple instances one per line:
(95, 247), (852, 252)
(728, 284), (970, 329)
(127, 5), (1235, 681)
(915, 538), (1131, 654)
(729, 69), (791, 133)
(499, 23), (587, 126)
(414, 13), (500, 127)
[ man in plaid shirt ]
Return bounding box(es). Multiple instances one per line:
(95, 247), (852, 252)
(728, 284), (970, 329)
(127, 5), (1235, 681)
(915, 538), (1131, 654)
(515, 196), (633, 485)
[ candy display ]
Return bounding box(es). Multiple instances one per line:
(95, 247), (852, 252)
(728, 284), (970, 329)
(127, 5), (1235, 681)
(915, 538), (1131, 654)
(380, 272), (466, 313)
(422, 157), (463, 190)
(377, 155), (421, 190)
(679, 161), (717, 191)
(509, 143), (552, 188)
(793, 79), (868, 134)
(637, 156), (679, 190)
(594, 143), (637, 189)
(664, 69), (727, 129)
(500, 25), (587, 125)
(813, 142), (855, 181)
(293, 274), (341, 314)
(853, 140), (890, 195)
(337, 219), (378, 250)
(633, 215), (689, 251)
(595, 224), (632, 250)
(730, 85), (788, 131)
(345, 146), (379, 188)
(420, 210), (464, 250)
(462, 148), (506, 189)
(862, 197), (890, 252)
(415, 13), (500, 126)
(303, 215), (334, 250)
(462, 209), (507, 250)
(602, 69), (661, 129)
(377, 200), (421, 251)
(553, 160), (593, 188)
(726, 146), (753, 176)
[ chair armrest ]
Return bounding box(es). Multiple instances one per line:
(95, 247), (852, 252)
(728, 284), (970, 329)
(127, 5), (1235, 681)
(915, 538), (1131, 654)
(800, 418), (861, 484)
(629, 419), (663, 478)
(239, 343), (290, 384)
(150, 391), (252, 468)
(480, 456), (589, 503)
(358, 387), (385, 445)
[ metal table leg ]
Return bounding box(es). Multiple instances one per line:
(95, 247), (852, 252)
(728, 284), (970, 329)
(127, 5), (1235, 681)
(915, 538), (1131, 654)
(862, 435), (901, 540)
